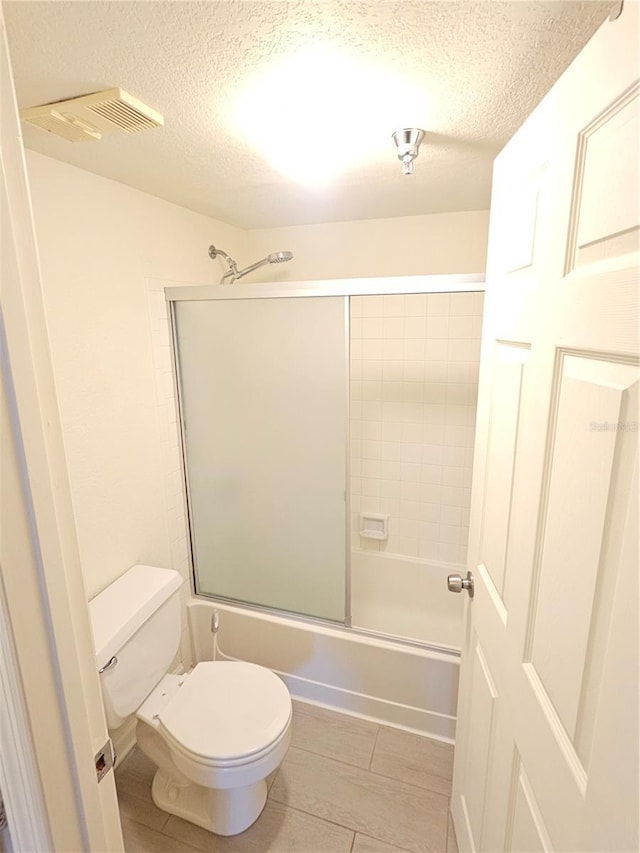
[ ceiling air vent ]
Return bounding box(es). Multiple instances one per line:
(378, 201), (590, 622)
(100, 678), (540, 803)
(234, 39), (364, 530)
(19, 87), (164, 143)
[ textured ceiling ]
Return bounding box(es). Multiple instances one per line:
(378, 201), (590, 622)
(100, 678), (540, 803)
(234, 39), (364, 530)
(4, 1), (611, 229)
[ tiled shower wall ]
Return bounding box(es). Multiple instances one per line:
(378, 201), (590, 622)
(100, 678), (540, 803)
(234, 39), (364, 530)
(350, 292), (483, 566)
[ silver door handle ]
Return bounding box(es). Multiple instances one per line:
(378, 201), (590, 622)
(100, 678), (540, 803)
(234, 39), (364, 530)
(447, 571), (474, 598)
(98, 655), (118, 674)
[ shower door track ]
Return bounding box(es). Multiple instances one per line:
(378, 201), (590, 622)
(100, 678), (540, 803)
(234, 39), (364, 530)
(192, 590), (463, 659)
(165, 274), (485, 304)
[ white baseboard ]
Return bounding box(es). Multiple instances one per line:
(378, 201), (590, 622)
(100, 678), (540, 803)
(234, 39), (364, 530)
(281, 671), (456, 743)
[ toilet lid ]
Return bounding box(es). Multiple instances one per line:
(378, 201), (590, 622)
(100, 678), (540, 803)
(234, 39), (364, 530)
(158, 661), (291, 762)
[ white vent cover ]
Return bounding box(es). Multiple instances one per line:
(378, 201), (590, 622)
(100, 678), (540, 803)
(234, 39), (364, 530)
(19, 87), (164, 143)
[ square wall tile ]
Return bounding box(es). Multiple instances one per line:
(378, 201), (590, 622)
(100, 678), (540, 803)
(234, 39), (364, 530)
(362, 339), (383, 360)
(404, 293), (427, 316)
(383, 294), (405, 316)
(383, 317), (404, 339)
(362, 295), (384, 317)
(363, 317), (384, 338)
(428, 293), (450, 315)
(362, 360), (383, 380)
(383, 339), (404, 360)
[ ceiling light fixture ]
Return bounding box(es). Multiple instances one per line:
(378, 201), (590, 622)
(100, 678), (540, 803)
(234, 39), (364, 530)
(232, 45), (424, 187)
(392, 128), (425, 175)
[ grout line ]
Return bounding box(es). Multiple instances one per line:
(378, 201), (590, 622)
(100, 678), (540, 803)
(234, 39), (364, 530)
(273, 800), (365, 837)
(268, 765), (281, 792)
(273, 799), (419, 853)
(365, 766), (452, 801)
(157, 819), (204, 852)
(284, 741), (373, 771)
(115, 765), (171, 833)
(124, 768), (155, 785)
(117, 795), (170, 836)
(121, 814), (201, 852)
(364, 759), (454, 798)
(368, 725), (380, 771)
(355, 832), (416, 853)
(367, 727), (453, 794)
(281, 745), (452, 803)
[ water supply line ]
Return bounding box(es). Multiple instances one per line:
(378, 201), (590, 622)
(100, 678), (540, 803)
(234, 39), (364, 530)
(210, 610), (233, 661)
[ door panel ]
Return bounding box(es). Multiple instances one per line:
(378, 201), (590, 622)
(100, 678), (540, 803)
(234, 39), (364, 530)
(568, 83), (639, 272)
(579, 469), (638, 851)
(509, 766), (552, 853)
(478, 342), (530, 602)
(528, 355), (639, 743)
(501, 165), (546, 276)
(465, 640), (499, 844)
(452, 7), (639, 852)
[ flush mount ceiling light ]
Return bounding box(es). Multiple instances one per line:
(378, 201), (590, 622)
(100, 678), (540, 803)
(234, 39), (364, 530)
(232, 45), (424, 187)
(392, 128), (425, 175)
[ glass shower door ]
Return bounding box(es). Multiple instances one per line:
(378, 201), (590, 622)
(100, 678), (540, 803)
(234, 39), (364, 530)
(174, 296), (348, 622)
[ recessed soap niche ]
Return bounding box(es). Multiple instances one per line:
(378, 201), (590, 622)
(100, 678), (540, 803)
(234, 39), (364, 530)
(359, 512), (389, 540)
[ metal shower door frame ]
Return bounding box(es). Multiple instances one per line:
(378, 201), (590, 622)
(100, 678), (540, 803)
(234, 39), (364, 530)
(166, 274), (485, 632)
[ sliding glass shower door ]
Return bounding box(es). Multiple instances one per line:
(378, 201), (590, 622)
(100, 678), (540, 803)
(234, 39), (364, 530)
(174, 296), (348, 622)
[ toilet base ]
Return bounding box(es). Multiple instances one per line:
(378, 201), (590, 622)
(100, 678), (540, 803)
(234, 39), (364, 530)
(151, 769), (268, 836)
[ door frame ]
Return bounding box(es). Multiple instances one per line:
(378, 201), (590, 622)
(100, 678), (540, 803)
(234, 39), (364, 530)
(0, 10), (123, 851)
(0, 539), (50, 853)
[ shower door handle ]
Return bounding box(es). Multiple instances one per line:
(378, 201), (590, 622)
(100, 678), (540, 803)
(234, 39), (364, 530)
(447, 571), (474, 599)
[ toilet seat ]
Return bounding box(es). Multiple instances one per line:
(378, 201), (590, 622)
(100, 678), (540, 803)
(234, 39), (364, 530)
(156, 661), (291, 766)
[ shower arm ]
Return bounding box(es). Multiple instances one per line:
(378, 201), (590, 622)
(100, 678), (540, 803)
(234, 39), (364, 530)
(208, 245), (240, 284)
(209, 244), (293, 284)
(228, 256), (272, 282)
(220, 268), (239, 284)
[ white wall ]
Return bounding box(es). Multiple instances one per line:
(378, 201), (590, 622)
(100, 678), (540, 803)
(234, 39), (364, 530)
(247, 210), (489, 281)
(25, 151), (248, 625)
(26, 152), (489, 666)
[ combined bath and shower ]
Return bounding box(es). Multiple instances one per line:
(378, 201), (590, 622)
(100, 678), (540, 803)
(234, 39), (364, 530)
(209, 245), (293, 284)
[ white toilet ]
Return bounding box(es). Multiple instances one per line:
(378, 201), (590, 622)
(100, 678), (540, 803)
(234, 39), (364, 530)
(89, 564), (292, 836)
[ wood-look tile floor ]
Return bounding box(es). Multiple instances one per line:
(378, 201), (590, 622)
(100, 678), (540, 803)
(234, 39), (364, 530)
(116, 700), (459, 853)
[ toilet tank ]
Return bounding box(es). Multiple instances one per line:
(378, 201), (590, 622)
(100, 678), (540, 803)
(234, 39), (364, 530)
(89, 565), (184, 729)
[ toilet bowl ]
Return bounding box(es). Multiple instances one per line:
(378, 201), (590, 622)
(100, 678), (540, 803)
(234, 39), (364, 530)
(136, 661), (292, 835)
(89, 565), (292, 836)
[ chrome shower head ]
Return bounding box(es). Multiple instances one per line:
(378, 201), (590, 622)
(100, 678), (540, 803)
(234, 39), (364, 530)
(209, 245), (294, 284)
(268, 251), (294, 264)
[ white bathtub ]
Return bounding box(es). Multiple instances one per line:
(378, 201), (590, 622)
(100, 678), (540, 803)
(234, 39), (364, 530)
(188, 596), (460, 742)
(351, 550), (465, 650)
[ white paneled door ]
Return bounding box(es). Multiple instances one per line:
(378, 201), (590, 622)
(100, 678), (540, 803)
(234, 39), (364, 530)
(452, 6), (639, 853)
